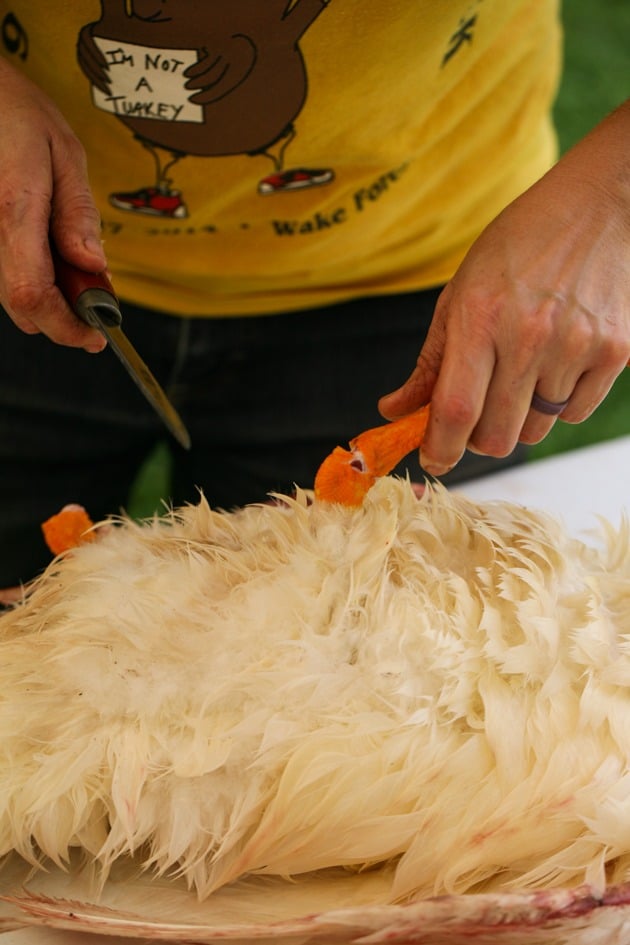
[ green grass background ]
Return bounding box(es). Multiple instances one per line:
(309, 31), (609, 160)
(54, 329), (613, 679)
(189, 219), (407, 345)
(130, 2), (629, 516)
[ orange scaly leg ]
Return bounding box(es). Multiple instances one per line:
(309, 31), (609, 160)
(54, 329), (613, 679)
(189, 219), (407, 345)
(314, 405), (430, 507)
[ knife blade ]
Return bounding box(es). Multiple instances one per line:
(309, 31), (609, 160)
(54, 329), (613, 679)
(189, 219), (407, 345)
(52, 249), (191, 450)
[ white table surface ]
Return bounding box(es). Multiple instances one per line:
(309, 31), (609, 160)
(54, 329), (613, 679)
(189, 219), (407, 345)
(1, 436), (628, 945)
(458, 434), (630, 539)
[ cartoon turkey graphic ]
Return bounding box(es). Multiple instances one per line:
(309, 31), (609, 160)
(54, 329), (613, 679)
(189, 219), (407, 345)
(77, 0), (334, 217)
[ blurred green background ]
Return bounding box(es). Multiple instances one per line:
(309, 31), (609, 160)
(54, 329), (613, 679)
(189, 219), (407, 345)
(531, 0), (630, 459)
(130, 1), (629, 516)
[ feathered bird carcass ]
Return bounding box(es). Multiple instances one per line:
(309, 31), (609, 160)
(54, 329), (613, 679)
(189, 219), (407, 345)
(1, 477), (630, 944)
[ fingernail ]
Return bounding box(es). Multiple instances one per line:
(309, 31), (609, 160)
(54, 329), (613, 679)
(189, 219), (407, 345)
(421, 454), (452, 477)
(424, 465), (450, 477)
(83, 235), (106, 265)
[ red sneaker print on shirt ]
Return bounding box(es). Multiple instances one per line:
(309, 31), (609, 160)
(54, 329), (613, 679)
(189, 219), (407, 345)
(258, 168), (335, 195)
(77, 2), (335, 213)
(109, 186), (188, 218)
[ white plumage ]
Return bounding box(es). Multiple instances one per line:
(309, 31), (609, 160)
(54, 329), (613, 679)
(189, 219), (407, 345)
(1, 478), (630, 941)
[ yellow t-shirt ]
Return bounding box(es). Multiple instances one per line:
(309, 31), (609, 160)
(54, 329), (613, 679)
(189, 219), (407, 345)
(1, 1), (562, 316)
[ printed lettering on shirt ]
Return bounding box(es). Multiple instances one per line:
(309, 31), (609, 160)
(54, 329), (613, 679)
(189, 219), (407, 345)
(2, 2), (443, 238)
(73, 1), (337, 217)
(442, 2), (484, 67)
(1, 11), (28, 60)
(92, 39), (203, 123)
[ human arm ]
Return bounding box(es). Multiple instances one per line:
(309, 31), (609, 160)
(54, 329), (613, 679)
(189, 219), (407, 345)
(0, 56), (107, 350)
(379, 100), (630, 477)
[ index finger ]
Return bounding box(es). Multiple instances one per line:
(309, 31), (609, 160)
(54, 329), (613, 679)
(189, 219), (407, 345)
(1, 231), (105, 349)
(420, 328), (495, 476)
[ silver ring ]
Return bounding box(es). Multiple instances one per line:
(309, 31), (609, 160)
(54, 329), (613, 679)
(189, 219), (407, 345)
(531, 392), (570, 416)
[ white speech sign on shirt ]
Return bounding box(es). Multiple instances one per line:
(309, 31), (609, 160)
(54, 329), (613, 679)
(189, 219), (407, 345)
(91, 37), (204, 123)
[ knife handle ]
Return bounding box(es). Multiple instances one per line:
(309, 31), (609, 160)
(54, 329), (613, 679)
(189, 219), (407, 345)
(52, 247), (122, 328)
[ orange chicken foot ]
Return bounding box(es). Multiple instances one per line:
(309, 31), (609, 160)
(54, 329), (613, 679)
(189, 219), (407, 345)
(314, 405), (431, 507)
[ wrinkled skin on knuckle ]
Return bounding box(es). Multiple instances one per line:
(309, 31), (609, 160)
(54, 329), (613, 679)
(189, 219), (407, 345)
(523, 318), (555, 357)
(5, 280), (47, 320)
(562, 313), (601, 362)
(412, 359), (436, 394)
(513, 297), (563, 359)
(51, 131), (97, 211)
(528, 295), (624, 368)
(597, 329), (630, 370)
(468, 388), (523, 457)
(53, 193), (102, 244)
(61, 127), (87, 162)
(470, 426), (517, 457)
(53, 124), (88, 176)
(518, 427), (546, 446)
(449, 287), (499, 335)
(451, 291), (512, 362)
(437, 393), (478, 431)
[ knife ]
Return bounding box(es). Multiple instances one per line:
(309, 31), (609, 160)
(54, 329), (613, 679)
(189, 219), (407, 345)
(52, 249), (191, 450)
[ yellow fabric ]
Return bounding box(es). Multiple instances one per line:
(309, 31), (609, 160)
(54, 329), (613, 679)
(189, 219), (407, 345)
(2, 1), (562, 316)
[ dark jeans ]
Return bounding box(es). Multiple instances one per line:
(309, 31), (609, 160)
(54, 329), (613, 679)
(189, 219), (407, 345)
(0, 288), (524, 585)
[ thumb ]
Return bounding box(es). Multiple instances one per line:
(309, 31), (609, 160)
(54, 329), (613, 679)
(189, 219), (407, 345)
(378, 358), (437, 420)
(49, 137), (106, 273)
(378, 302), (447, 420)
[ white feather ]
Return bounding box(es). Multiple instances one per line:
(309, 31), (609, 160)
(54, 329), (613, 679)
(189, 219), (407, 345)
(0, 479), (629, 912)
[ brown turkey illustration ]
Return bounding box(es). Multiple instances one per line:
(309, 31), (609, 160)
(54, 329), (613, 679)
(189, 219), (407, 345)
(77, 0), (329, 157)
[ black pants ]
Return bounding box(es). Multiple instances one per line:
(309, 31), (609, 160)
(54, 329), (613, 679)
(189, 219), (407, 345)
(0, 288), (524, 585)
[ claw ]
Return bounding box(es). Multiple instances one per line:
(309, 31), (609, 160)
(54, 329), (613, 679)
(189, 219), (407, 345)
(314, 405), (431, 506)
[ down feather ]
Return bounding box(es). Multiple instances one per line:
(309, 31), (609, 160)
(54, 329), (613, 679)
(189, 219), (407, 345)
(0, 477), (629, 905)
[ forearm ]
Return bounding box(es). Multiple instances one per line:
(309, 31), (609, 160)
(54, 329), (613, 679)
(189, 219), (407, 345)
(551, 99), (630, 242)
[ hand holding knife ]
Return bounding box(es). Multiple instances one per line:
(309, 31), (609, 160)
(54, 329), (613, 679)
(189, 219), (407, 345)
(52, 248), (191, 450)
